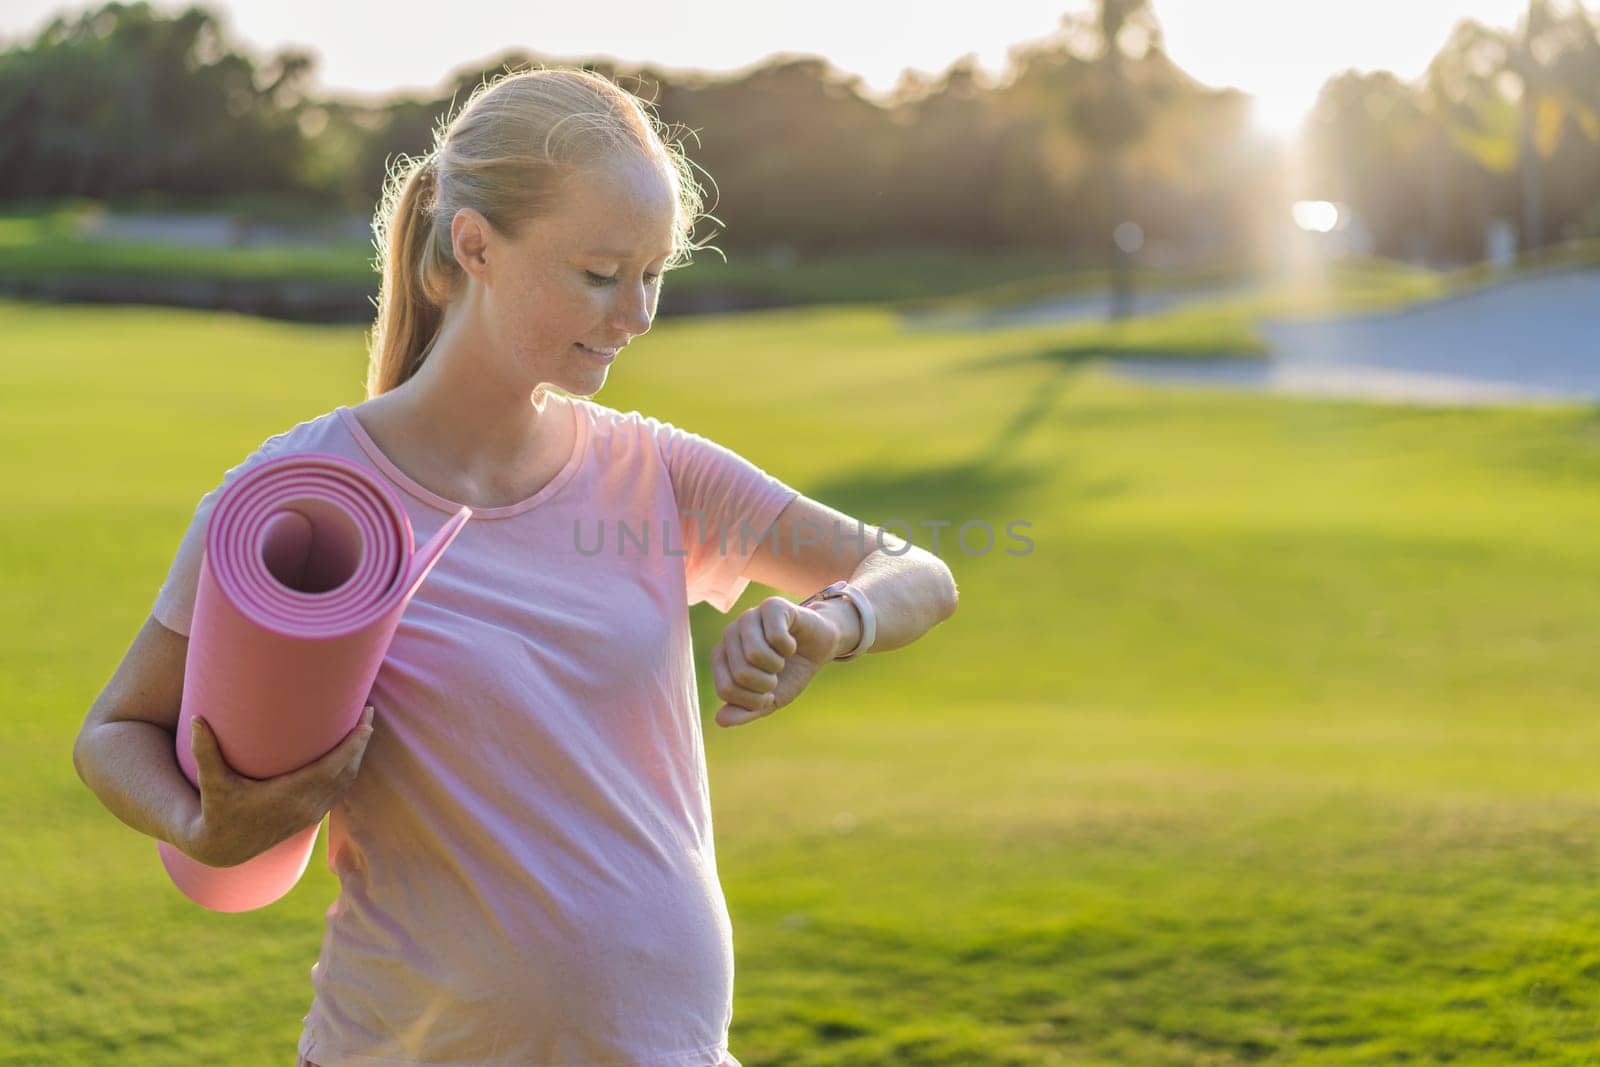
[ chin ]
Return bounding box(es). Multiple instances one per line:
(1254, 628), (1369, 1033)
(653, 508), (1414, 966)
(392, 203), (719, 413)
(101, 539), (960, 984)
(560, 373), (606, 399)
(529, 361), (604, 399)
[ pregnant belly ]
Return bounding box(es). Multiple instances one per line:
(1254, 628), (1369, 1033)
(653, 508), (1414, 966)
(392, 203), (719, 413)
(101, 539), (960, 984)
(312, 857), (736, 1063)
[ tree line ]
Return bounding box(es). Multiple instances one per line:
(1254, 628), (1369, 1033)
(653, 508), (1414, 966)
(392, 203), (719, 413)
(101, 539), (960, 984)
(1302, 0), (1600, 262)
(2, 1), (1597, 265)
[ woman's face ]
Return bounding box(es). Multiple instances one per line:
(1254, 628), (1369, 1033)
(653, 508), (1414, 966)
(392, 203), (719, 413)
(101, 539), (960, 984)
(471, 154), (679, 396)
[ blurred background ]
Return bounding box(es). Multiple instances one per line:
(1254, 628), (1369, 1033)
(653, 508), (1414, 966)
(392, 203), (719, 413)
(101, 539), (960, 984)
(8, 2), (1600, 1065)
(4, 0), (1599, 324)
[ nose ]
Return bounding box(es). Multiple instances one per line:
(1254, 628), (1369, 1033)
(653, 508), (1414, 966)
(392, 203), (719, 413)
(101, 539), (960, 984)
(610, 279), (655, 338)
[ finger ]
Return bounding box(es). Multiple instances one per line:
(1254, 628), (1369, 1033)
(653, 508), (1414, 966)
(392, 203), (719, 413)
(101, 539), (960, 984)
(723, 627), (777, 699)
(712, 642), (775, 715)
(739, 608), (786, 673)
(717, 697), (775, 728)
(189, 717), (233, 788)
(710, 640), (731, 702)
(763, 600), (798, 658)
(188, 718), (208, 789)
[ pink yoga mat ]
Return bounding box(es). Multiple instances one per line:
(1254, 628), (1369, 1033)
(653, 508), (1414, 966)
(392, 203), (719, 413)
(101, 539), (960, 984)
(158, 451), (471, 913)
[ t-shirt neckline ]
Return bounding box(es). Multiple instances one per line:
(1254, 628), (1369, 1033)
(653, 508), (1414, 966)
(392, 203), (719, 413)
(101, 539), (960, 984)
(335, 397), (588, 520)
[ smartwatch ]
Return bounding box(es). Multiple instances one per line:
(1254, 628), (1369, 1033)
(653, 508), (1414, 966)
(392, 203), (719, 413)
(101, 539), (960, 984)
(798, 580), (877, 661)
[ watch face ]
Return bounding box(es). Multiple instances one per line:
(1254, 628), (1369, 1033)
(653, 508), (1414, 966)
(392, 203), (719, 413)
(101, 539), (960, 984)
(802, 580), (851, 608)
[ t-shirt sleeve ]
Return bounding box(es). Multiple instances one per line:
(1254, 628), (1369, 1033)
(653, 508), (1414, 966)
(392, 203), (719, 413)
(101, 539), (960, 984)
(652, 418), (800, 614)
(150, 433), (293, 637)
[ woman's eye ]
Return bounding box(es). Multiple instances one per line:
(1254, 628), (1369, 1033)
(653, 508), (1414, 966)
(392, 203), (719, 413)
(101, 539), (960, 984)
(585, 271), (661, 286)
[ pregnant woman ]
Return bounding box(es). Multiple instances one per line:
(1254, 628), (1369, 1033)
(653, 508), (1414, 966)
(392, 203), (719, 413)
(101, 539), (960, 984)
(73, 66), (958, 1066)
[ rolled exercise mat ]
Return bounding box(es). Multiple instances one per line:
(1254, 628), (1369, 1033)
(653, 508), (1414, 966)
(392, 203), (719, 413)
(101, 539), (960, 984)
(157, 451), (471, 913)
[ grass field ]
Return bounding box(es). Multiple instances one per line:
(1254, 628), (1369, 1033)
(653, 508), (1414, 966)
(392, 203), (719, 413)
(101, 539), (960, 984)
(7, 293), (1600, 1065)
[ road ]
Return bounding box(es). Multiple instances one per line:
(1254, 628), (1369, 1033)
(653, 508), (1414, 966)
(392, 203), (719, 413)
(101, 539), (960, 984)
(1107, 270), (1600, 406)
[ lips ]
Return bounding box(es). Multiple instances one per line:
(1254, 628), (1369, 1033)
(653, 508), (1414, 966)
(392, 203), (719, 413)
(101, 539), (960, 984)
(576, 343), (621, 359)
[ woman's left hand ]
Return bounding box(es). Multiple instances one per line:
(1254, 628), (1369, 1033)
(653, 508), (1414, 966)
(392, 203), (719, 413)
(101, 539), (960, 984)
(711, 597), (840, 727)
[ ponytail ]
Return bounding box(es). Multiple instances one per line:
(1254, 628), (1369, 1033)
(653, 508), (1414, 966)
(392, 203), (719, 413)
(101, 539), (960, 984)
(366, 155), (456, 398)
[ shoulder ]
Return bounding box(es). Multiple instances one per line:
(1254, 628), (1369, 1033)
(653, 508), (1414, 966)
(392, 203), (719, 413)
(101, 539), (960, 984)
(559, 396), (757, 480)
(216, 407), (351, 485)
(568, 394), (730, 446)
(563, 394), (686, 456)
(566, 395), (661, 434)
(269, 407), (348, 453)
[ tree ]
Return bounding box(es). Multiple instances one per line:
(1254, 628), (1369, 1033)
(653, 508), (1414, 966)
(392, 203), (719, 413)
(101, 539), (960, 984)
(1426, 0), (1600, 252)
(0, 2), (314, 199)
(1064, 0), (1161, 319)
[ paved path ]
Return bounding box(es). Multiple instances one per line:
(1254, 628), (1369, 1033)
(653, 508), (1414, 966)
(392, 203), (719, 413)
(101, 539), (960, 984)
(1108, 270), (1600, 406)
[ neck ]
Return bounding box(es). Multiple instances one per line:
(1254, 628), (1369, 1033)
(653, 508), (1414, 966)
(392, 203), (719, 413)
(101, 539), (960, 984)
(384, 302), (555, 473)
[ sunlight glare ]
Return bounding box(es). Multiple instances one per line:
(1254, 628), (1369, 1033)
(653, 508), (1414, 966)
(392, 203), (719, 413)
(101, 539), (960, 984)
(1292, 201), (1341, 233)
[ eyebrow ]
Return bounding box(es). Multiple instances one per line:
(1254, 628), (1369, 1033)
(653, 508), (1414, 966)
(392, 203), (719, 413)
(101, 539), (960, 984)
(585, 247), (674, 260)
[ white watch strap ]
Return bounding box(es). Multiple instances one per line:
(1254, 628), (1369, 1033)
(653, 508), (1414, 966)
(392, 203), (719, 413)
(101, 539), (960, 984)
(834, 583), (876, 660)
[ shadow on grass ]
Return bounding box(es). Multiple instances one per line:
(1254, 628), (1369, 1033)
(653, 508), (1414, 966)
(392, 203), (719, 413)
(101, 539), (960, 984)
(689, 342), (1119, 662)
(797, 353), (1126, 550)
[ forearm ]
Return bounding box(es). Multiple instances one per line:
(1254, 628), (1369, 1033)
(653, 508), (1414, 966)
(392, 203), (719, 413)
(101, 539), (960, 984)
(813, 544), (959, 658)
(73, 721), (199, 850)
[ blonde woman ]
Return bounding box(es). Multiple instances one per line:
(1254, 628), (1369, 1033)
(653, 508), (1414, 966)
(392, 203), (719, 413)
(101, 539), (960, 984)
(74, 67), (957, 1066)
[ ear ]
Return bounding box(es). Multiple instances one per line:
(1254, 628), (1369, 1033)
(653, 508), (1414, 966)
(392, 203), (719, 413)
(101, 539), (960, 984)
(449, 208), (494, 281)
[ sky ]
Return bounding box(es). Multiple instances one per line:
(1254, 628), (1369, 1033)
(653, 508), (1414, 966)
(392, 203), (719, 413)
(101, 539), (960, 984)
(2, 1), (1540, 132)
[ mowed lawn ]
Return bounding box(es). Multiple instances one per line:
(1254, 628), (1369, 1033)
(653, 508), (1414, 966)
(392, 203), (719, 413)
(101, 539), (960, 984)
(7, 294), (1600, 1065)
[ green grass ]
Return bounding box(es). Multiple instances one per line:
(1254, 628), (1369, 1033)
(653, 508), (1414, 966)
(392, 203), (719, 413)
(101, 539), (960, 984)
(0, 201), (376, 286)
(8, 296), (1600, 1064)
(678, 249), (1247, 311)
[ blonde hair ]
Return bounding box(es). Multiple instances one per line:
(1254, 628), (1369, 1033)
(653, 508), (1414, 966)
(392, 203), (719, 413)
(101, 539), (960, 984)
(365, 66), (715, 398)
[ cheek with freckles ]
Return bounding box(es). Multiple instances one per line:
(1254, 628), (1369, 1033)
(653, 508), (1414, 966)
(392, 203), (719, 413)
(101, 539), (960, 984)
(500, 271), (586, 353)
(509, 290), (617, 378)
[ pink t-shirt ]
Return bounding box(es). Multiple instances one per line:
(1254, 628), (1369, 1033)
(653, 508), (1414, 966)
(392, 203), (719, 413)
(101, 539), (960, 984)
(151, 393), (799, 1067)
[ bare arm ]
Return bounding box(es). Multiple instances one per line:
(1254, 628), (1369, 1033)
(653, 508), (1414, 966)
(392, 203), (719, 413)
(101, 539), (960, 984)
(72, 615), (199, 849)
(710, 495), (959, 726)
(73, 614), (376, 867)
(739, 495), (960, 658)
